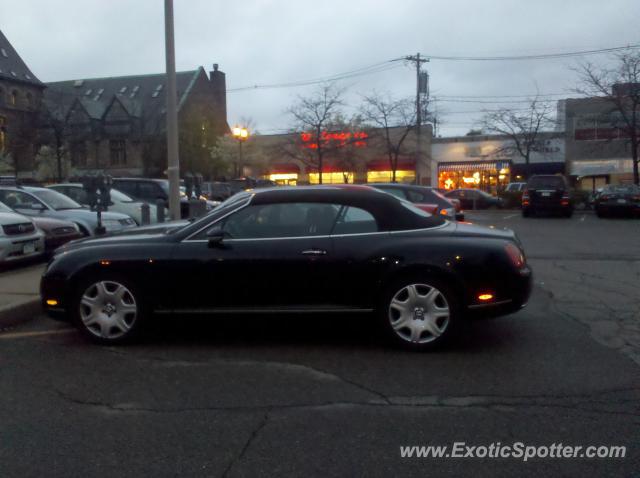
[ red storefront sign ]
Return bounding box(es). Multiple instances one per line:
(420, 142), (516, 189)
(300, 131), (368, 149)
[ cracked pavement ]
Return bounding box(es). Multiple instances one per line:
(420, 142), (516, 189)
(0, 211), (639, 477)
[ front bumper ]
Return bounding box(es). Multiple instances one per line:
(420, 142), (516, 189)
(0, 235), (45, 263)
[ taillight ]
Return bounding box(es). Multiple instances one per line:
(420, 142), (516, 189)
(600, 195), (610, 201)
(561, 192), (570, 206)
(522, 189), (529, 205)
(505, 243), (525, 269)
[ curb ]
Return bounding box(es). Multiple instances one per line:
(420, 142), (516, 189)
(0, 297), (41, 330)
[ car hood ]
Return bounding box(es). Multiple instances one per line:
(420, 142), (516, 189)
(0, 211), (33, 225)
(56, 220), (188, 252)
(53, 209), (131, 220)
(29, 216), (76, 229)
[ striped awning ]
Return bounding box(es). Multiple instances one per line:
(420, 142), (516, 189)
(438, 161), (510, 172)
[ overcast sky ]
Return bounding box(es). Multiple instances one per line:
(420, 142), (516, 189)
(2, 0), (639, 136)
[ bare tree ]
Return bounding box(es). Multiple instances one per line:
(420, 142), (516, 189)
(360, 92), (415, 182)
(574, 50), (640, 184)
(480, 97), (554, 179)
(327, 114), (368, 183)
(286, 84), (344, 184)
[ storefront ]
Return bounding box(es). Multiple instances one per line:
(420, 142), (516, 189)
(308, 162), (353, 184)
(365, 158), (416, 183)
(570, 159), (634, 190)
(267, 163), (300, 185)
(437, 161), (511, 193)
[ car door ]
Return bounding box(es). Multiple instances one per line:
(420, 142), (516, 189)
(170, 201), (338, 311)
(327, 205), (393, 309)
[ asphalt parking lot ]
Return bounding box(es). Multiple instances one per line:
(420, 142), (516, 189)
(1, 211), (639, 477)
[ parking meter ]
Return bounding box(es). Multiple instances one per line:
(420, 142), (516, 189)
(194, 173), (203, 199)
(184, 173), (194, 199)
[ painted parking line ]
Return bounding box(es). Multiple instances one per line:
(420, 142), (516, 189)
(502, 214), (518, 220)
(580, 215), (586, 222)
(0, 328), (75, 340)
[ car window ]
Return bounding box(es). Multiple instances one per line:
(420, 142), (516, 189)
(138, 182), (166, 201)
(64, 187), (88, 204)
(379, 187), (407, 200)
(221, 202), (340, 239)
(0, 190), (45, 210)
(113, 181), (138, 198)
(406, 190), (427, 203)
(527, 176), (565, 189)
(31, 189), (82, 210)
(333, 207), (379, 235)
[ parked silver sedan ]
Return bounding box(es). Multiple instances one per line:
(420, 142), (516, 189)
(0, 187), (136, 236)
(0, 202), (45, 263)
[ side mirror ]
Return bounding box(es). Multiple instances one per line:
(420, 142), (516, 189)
(206, 226), (226, 248)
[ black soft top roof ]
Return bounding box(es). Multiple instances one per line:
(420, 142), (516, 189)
(249, 185), (444, 231)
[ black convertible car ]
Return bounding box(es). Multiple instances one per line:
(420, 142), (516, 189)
(41, 186), (532, 350)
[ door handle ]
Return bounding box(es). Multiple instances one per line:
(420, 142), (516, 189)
(301, 249), (327, 256)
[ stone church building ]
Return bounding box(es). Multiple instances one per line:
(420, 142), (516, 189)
(0, 29), (229, 180)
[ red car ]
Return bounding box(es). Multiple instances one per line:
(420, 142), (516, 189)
(30, 216), (83, 253)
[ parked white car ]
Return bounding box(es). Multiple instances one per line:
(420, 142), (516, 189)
(47, 183), (164, 225)
(0, 203), (45, 263)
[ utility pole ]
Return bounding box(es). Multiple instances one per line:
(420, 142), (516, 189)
(405, 53), (428, 184)
(164, 0), (181, 220)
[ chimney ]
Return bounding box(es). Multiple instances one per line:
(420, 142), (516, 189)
(209, 63), (227, 133)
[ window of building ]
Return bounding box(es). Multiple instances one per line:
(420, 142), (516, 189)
(0, 116), (6, 153)
(0, 87), (4, 106)
(10, 90), (18, 107)
(0, 48), (8, 58)
(70, 142), (88, 168)
(109, 140), (127, 166)
(25, 93), (33, 109)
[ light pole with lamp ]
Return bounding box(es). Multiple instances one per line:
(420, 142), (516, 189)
(232, 126), (249, 177)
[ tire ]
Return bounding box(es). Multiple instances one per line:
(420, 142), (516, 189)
(522, 209), (530, 218)
(596, 209), (605, 218)
(564, 210), (573, 218)
(71, 274), (146, 344)
(378, 276), (461, 351)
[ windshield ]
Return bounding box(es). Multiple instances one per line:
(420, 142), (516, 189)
(32, 189), (82, 210)
(0, 201), (14, 213)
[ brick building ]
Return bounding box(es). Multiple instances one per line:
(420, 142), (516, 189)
(0, 30), (45, 177)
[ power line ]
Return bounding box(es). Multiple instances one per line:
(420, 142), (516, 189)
(227, 60), (403, 92)
(432, 97), (558, 104)
(423, 44), (640, 61)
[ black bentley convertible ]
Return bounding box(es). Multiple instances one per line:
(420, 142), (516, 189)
(41, 185), (532, 350)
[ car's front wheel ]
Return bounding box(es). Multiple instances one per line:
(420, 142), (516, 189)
(380, 278), (459, 351)
(72, 276), (144, 344)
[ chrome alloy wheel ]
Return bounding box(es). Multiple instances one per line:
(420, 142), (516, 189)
(388, 283), (450, 344)
(79, 281), (137, 339)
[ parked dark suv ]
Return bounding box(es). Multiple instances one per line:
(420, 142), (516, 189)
(522, 175), (573, 218)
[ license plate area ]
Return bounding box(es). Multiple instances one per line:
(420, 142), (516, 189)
(22, 242), (36, 254)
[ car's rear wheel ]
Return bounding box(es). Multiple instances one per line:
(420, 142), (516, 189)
(380, 278), (459, 351)
(72, 276), (144, 344)
(522, 209), (530, 218)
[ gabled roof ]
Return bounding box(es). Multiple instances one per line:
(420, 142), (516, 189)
(44, 68), (203, 133)
(0, 29), (44, 87)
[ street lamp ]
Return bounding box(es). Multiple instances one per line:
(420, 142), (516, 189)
(232, 126), (249, 177)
